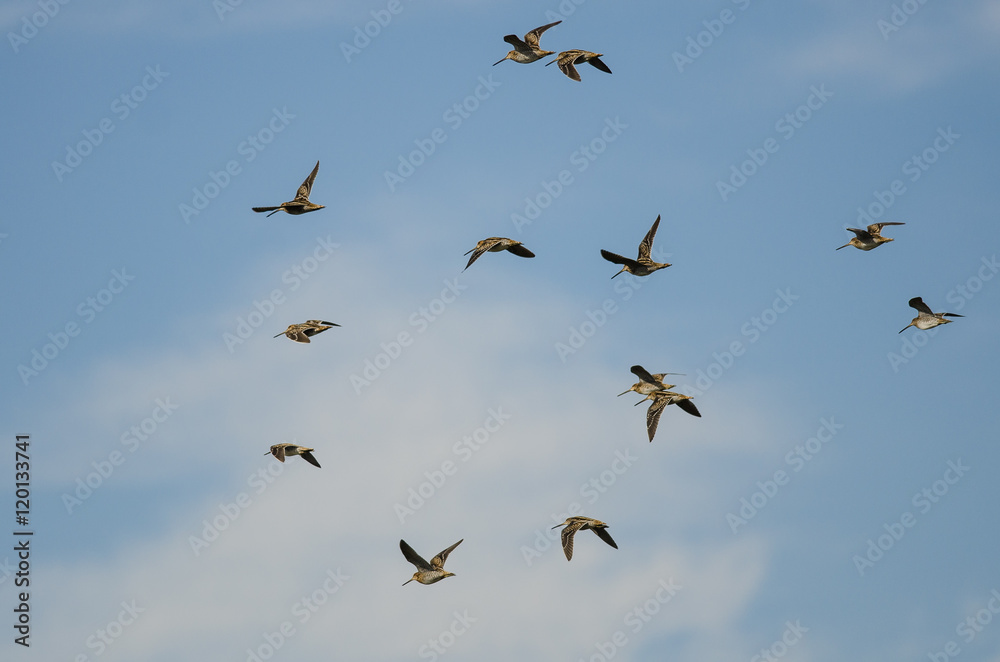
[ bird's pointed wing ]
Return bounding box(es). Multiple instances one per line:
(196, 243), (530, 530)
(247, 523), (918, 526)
(295, 161), (320, 201)
(503, 34), (529, 51)
(300, 450), (322, 468)
(252, 206), (281, 213)
(561, 522), (582, 560)
(675, 398), (702, 418)
(908, 297), (934, 315)
(524, 20), (561, 48)
(868, 222), (904, 235)
(630, 365), (659, 385)
(308, 320), (340, 327)
(431, 539), (463, 570)
(592, 526), (618, 549)
(288, 329), (311, 343)
(600, 249), (638, 268)
(559, 58), (581, 82)
(942, 313), (964, 318)
(638, 215), (661, 260)
(646, 397), (668, 442)
(400, 540), (434, 571)
(506, 243), (535, 258)
(270, 445), (286, 462)
(587, 55), (612, 74)
(846, 227), (873, 242)
(465, 239), (501, 270)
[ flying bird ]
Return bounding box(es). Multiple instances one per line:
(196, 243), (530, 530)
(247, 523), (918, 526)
(274, 320), (340, 343)
(252, 161), (325, 217)
(618, 364), (685, 397)
(551, 517), (618, 561)
(494, 21), (562, 65)
(601, 215), (671, 278)
(265, 443), (321, 468)
(837, 222), (905, 251)
(464, 237), (535, 271)
(640, 391), (701, 442)
(546, 50), (612, 81)
(899, 297), (964, 333)
(400, 539), (463, 585)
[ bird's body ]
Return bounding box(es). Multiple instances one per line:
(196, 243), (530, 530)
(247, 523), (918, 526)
(494, 21), (561, 65)
(546, 50), (612, 81)
(400, 539), (463, 585)
(252, 161), (325, 217)
(551, 516), (618, 561)
(641, 390), (701, 442)
(899, 296), (963, 333)
(837, 222), (904, 251)
(464, 237), (535, 270)
(601, 215), (671, 278)
(618, 364), (684, 397)
(274, 320), (340, 343)
(265, 443), (321, 468)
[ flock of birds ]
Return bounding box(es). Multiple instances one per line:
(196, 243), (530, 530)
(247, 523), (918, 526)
(492, 20), (612, 82)
(248, 20), (965, 583)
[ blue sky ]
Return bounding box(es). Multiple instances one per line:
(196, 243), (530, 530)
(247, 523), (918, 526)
(2, 0), (1000, 660)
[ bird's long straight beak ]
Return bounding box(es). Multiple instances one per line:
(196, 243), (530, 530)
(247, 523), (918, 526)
(835, 243), (850, 250)
(273, 332), (284, 338)
(898, 325), (911, 334)
(611, 269), (625, 279)
(493, 58), (505, 66)
(402, 578), (413, 586)
(616, 390), (631, 397)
